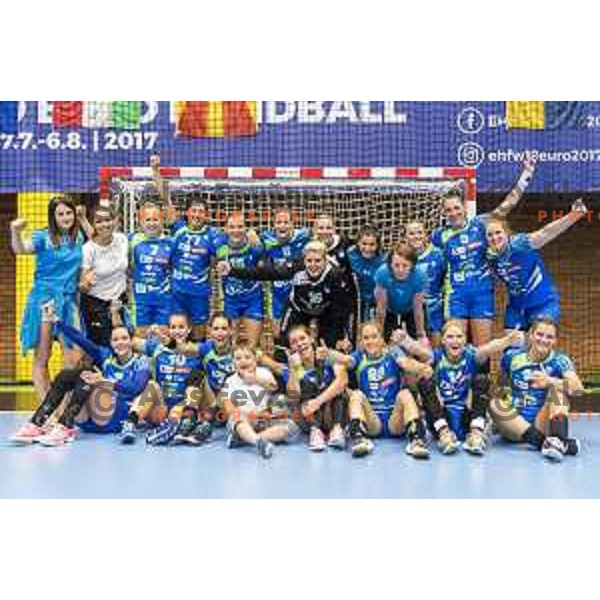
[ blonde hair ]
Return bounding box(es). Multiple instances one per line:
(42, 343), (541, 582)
(303, 240), (328, 258)
(442, 320), (466, 336)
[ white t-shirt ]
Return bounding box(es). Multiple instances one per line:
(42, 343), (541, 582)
(225, 367), (276, 419)
(82, 232), (128, 301)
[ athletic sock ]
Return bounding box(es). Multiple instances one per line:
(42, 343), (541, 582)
(417, 377), (446, 424)
(549, 413), (568, 441)
(471, 373), (490, 422)
(522, 426), (545, 450)
(406, 418), (426, 442)
(349, 418), (367, 440)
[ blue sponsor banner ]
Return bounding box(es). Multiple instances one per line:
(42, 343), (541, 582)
(1, 101), (600, 194)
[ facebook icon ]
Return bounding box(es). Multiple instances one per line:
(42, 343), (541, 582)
(457, 107), (484, 134)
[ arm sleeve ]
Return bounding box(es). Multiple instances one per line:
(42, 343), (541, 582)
(54, 320), (108, 365)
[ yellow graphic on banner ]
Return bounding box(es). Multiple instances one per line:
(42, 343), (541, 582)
(506, 101), (545, 129)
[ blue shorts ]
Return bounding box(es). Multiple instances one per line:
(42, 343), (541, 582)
(171, 290), (210, 326)
(224, 292), (264, 321)
(373, 409), (396, 439)
(425, 301), (444, 334)
(504, 297), (560, 330)
(445, 285), (494, 321)
(134, 296), (172, 327)
(272, 290), (289, 321)
(445, 406), (468, 441)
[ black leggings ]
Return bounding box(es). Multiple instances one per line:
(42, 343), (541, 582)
(31, 367), (96, 429)
(383, 310), (417, 342)
(80, 292), (128, 347)
(281, 308), (348, 348)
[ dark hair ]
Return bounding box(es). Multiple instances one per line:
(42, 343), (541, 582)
(92, 205), (115, 223)
(111, 324), (134, 339)
(356, 225), (382, 255)
(387, 239), (417, 269)
(209, 313), (232, 328)
(185, 192), (208, 212)
(169, 312), (190, 326)
(48, 196), (79, 247)
(530, 317), (558, 334)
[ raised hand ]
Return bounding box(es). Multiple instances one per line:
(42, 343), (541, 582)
(10, 218), (27, 232)
(391, 327), (408, 347)
(316, 339), (330, 362)
(507, 329), (525, 347)
(523, 155), (537, 177)
(336, 337), (352, 354)
(571, 198), (588, 216)
(150, 154), (161, 170)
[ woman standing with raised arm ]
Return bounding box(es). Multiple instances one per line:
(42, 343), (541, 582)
(486, 198), (588, 331)
(431, 158), (537, 349)
(11, 196), (85, 399)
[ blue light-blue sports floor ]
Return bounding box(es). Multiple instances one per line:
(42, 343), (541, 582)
(2, 412), (600, 498)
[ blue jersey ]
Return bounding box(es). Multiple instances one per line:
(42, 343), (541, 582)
(215, 236), (264, 299)
(416, 244), (446, 306)
(433, 345), (479, 410)
(501, 347), (574, 421)
(431, 215), (492, 291)
(55, 320), (150, 403)
(171, 221), (219, 295)
(350, 348), (404, 414)
(31, 229), (84, 296)
(129, 233), (173, 299)
(262, 227), (310, 301)
(374, 263), (426, 314)
(487, 233), (559, 308)
(348, 247), (386, 312)
(143, 338), (201, 406)
(197, 340), (235, 393)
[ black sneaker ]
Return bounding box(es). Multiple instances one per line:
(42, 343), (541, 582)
(565, 437), (581, 456)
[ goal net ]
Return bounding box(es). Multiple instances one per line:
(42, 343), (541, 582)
(101, 166), (477, 348)
(101, 167), (477, 248)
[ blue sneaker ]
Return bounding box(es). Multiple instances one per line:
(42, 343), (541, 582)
(118, 421), (137, 445)
(146, 420), (181, 446)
